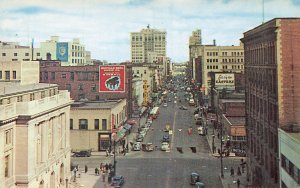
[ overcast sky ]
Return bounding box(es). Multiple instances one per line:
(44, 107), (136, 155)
(1, 0), (300, 63)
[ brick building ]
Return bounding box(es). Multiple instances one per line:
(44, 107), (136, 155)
(241, 18), (300, 187)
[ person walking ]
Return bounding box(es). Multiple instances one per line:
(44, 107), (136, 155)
(85, 165), (88, 173)
(237, 178), (240, 188)
(230, 167), (234, 177)
(237, 167), (241, 176)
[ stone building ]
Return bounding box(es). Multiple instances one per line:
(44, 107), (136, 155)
(241, 18), (300, 187)
(0, 61), (72, 188)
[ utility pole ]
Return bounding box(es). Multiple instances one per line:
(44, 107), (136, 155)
(215, 87), (224, 178)
(113, 140), (117, 176)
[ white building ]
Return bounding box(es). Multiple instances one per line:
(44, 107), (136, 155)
(131, 25), (166, 64)
(0, 60), (72, 188)
(278, 127), (300, 188)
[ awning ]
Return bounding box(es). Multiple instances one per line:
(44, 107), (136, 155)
(124, 124), (132, 130)
(117, 128), (127, 138)
(140, 107), (147, 114)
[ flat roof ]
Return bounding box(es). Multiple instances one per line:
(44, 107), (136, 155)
(0, 82), (57, 97)
(226, 117), (245, 125)
(71, 100), (124, 109)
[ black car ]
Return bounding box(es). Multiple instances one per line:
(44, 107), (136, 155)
(179, 105), (188, 110)
(162, 135), (170, 142)
(111, 175), (125, 187)
(73, 150), (91, 157)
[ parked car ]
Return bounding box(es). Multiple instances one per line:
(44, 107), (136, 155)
(136, 135), (144, 142)
(161, 142), (170, 151)
(189, 99), (195, 106)
(142, 143), (154, 152)
(190, 172), (200, 185)
(133, 142), (142, 151)
(111, 175), (125, 188)
(164, 124), (171, 132)
(73, 150), (91, 157)
(197, 126), (205, 136)
(163, 103), (168, 107)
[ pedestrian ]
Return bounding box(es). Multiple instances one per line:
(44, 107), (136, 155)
(73, 167), (77, 182)
(237, 167), (241, 176)
(105, 163), (109, 171)
(102, 173), (105, 182)
(85, 165), (88, 173)
(230, 167), (234, 177)
(217, 132), (220, 139)
(106, 149), (108, 157)
(237, 178), (240, 188)
(100, 163), (103, 172)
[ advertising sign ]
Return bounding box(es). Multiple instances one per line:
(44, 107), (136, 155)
(56, 42), (68, 62)
(99, 65), (126, 93)
(215, 73), (235, 86)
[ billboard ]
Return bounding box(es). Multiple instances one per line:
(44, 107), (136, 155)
(99, 65), (126, 92)
(56, 42), (68, 62)
(215, 73), (235, 86)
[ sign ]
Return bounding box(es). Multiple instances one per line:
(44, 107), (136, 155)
(99, 65), (126, 92)
(143, 80), (148, 105)
(56, 42), (68, 62)
(215, 73), (235, 86)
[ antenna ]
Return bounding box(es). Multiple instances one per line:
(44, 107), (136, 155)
(262, 0), (265, 23)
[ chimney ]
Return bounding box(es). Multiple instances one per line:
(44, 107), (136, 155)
(213, 39), (216, 46)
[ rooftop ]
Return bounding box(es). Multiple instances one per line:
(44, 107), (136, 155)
(0, 82), (57, 97)
(226, 117), (245, 125)
(71, 100), (124, 109)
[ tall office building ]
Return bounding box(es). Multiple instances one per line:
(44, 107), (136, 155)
(189, 29), (202, 46)
(130, 25), (166, 64)
(241, 18), (300, 187)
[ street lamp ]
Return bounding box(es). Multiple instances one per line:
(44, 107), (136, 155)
(220, 121), (224, 178)
(65, 177), (69, 188)
(113, 140), (117, 176)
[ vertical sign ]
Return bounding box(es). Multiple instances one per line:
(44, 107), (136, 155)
(99, 65), (125, 92)
(56, 42), (68, 62)
(111, 114), (116, 133)
(143, 80), (148, 106)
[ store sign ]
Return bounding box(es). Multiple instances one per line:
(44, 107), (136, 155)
(99, 65), (125, 92)
(215, 73), (235, 86)
(56, 42), (68, 62)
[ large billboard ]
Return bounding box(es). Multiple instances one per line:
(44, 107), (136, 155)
(215, 73), (235, 86)
(56, 42), (68, 62)
(99, 65), (126, 93)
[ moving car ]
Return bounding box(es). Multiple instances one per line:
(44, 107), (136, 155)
(162, 134), (170, 142)
(111, 175), (125, 188)
(189, 99), (195, 106)
(190, 172), (200, 185)
(163, 103), (168, 107)
(136, 135), (144, 142)
(133, 142), (142, 151)
(179, 105), (188, 110)
(164, 124), (171, 132)
(143, 143), (154, 152)
(197, 126), (205, 136)
(161, 142), (170, 151)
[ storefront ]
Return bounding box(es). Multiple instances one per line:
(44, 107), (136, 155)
(98, 133), (111, 151)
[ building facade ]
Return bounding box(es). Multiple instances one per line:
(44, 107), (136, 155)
(278, 128), (300, 188)
(241, 18), (300, 187)
(70, 100), (127, 152)
(131, 25), (166, 64)
(0, 61), (72, 188)
(189, 29), (202, 46)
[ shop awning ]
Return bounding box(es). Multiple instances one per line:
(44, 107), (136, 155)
(124, 124), (132, 130)
(117, 128), (127, 138)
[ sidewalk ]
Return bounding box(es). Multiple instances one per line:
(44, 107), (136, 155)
(203, 112), (248, 188)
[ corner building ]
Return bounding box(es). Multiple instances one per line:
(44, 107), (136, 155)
(241, 18), (300, 187)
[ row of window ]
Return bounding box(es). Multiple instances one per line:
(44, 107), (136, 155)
(70, 119), (108, 130)
(281, 154), (300, 185)
(132, 36), (165, 41)
(72, 45), (84, 51)
(40, 72), (99, 81)
(0, 88), (57, 105)
(2, 52), (30, 57)
(0, 70), (17, 80)
(206, 58), (244, 63)
(133, 70), (147, 74)
(71, 59), (85, 64)
(71, 52), (85, 57)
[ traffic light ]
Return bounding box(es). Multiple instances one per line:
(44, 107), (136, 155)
(176, 147), (183, 154)
(190, 147), (196, 153)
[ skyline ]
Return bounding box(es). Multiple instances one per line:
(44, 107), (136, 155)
(1, 0), (300, 63)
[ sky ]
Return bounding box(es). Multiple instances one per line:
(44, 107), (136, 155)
(1, 0), (300, 63)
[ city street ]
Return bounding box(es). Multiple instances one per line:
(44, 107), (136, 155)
(72, 87), (244, 188)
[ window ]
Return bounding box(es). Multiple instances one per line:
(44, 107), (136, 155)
(25, 53), (29, 56)
(70, 119), (73, 130)
(30, 93), (35, 101)
(2, 53), (6, 56)
(91, 84), (96, 92)
(96, 95), (100, 100)
(37, 52), (40, 56)
(0, 71), (2, 79)
(51, 72), (55, 80)
(102, 119), (107, 130)
(79, 119), (88, 130)
(17, 96), (23, 102)
(144, 70), (147, 74)
(62, 73), (66, 78)
(44, 72), (48, 80)
(5, 155), (9, 177)
(5, 71), (10, 80)
(13, 71), (16, 79)
(41, 91), (45, 98)
(78, 83), (83, 91)
(5, 130), (12, 145)
(70, 72), (74, 80)
(95, 119), (99, 130)
(14, 53), (17, 56)
(66, 84), (71, 92)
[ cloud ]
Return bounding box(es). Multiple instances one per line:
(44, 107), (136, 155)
(1, 0), (300, 63)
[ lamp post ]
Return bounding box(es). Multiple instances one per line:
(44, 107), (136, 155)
(65, 177), (69, 188)
(113, 140), (117, 176)
(220, 120), (224, 178)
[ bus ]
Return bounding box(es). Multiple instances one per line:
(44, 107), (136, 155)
(149, 107), (160, 119)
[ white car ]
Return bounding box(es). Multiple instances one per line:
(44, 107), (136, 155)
(163, 103), (168, 107)
(161, 142), (170, 151)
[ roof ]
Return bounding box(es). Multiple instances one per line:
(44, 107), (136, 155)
(226, 117), (245, 125)
(71, 100), (124, 109)
(0, 82), (57, 97)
